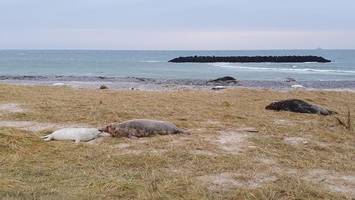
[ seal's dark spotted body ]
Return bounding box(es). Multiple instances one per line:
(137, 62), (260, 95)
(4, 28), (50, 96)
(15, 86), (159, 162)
(266, 99), (337, 115)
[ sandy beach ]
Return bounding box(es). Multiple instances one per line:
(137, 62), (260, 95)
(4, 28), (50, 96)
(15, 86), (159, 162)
(1, 83), (354, 199)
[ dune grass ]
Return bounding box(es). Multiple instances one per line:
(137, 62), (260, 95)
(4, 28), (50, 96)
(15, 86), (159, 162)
(0, 84), (354, 199)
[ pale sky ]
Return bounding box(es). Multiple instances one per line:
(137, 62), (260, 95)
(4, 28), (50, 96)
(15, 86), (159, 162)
(0, 0), (354, 50)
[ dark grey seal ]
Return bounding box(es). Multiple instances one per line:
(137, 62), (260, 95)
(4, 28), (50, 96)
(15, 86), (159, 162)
(265, 99), (337, 115)
(100, 119), (184, 138)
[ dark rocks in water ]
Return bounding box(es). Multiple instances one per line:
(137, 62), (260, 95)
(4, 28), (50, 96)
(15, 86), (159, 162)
(207, 76), (238, 85)
(99, 85), (109, 90)
(127, 77), (153, 82)
(169, 56), (331, 63)
(265, 99), (337, 115)
(134, 77), (147, 82)
(285, 77), (297, 83)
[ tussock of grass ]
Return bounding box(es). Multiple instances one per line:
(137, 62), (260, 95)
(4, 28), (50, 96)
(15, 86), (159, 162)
(0, 84), (355, 199)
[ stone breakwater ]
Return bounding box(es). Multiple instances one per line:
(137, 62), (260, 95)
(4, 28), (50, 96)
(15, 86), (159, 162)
(169, 56), (331, 63)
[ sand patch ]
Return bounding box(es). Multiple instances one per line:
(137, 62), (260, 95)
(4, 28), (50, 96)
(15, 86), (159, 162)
(0, 120), (90, 132)
(274, 119), (297, 126)
(283, 136), (329, 148)
(213, 129), (256, 154)
(0, 103), (26, 113)
(304, 169), (355, 198)
(114, 143), (131, 149)
(202, 120), (224, 128)
(274, 119), (318, 126)
(284, 137), (309, 145)
(258, 157), (279, 166)
(198, 172), (277, 191)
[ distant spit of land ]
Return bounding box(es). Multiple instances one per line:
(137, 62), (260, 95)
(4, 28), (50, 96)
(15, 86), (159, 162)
(169, 56), (331, 63)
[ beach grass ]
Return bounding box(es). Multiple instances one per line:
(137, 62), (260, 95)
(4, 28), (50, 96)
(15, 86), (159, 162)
(0, 84), (354, 199)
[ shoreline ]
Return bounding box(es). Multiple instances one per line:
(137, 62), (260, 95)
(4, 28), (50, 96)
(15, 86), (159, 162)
(1, 75), (355, 91)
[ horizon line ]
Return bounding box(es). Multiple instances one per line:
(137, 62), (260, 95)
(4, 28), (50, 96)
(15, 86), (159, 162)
(1, 48), (355, 51)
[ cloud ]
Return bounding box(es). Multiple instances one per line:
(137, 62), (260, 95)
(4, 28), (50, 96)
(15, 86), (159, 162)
(1, 29), (354, 49)
(0, 0), (354, 49)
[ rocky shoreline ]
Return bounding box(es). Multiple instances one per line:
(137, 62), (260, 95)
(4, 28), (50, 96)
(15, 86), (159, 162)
(0, 75), (355, 91)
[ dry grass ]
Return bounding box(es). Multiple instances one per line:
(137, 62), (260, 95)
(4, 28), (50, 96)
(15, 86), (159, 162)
(0, 84), (355, 199)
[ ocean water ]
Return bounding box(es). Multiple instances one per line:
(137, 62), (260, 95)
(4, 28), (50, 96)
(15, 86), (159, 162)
(0, 50), (354, 81)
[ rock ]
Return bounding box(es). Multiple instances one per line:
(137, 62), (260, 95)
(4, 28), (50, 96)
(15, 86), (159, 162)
(0, 103), (26, 113)
(169, 56), (331, 63)
(100, 85), (109, 90)
(285, 77), (297, 82)
(207, 76), (238, 85)
(100, 119), (184, 138)
(265, 99), (337, 115)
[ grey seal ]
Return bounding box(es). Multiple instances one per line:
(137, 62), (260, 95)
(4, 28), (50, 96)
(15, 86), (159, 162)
(266, 99), (337, 115)
(100, 119), (184, 138)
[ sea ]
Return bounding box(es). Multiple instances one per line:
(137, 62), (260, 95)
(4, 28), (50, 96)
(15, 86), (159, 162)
(0, 50), (354, 81)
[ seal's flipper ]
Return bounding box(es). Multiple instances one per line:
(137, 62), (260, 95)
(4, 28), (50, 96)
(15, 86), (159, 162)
(178, 128), (191, 135)
(41, 134), (50, 139)
(176, 128), (185, 134)
(43, 135), (53, 142)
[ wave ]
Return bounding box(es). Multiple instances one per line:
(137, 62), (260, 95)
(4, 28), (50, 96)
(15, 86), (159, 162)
(140, 60), (164, 63)
(211, 63), (355, 74)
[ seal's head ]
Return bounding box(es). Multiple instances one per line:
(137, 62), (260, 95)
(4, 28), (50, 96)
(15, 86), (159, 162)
(99, 124), (115, 135)
(265, 102), (278, 110)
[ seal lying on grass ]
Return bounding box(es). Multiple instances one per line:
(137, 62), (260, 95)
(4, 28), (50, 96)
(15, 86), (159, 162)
(42, 128), (102, 143)
(100, 119), (184, 138)
(265, 99), (337, 115)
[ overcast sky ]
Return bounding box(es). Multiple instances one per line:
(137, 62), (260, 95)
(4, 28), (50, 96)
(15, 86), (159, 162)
(0, 0), (354, 49)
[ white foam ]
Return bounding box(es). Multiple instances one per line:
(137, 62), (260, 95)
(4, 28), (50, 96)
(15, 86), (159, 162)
(53, 83), (66, 86)
(141, 60), (163, 63)
(211, 63), (355, 74)
(291, 84), (305, 89)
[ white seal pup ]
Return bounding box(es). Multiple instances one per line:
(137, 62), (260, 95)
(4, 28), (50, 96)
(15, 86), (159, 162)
(100, 119), (184, 138)
(42, 128), (102, 143)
